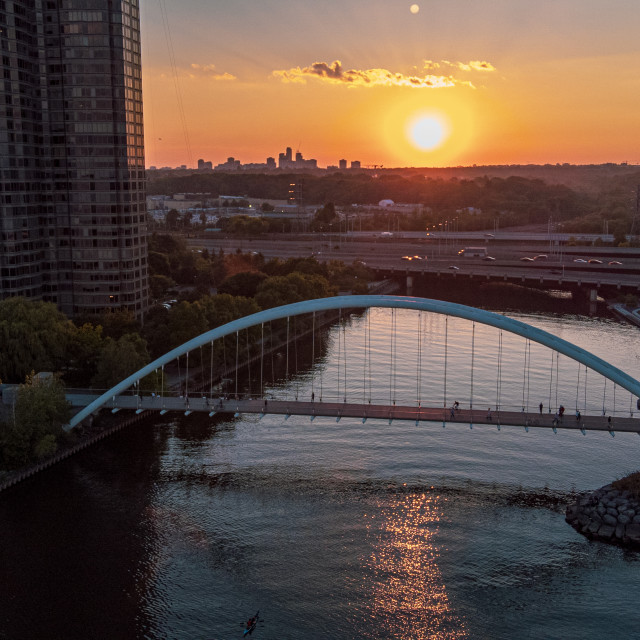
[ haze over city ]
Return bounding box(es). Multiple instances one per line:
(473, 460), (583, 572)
(141, 0), (640, 170)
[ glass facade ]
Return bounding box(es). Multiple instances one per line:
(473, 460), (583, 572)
(0, 0), (148, 318)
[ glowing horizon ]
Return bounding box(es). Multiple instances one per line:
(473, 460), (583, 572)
(140, 1), (640, 169)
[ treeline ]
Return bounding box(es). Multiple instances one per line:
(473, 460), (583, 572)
(148, 170), (640, 233)
(0, 243), (372, 469)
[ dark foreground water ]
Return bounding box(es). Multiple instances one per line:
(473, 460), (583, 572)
(1, 310), (640, 639)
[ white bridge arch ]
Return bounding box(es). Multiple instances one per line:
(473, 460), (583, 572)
(68, 295), (640, 430)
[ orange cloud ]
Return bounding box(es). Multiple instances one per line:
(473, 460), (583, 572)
(189, 63), (236, 81)
(273, 60), (462, 88)
(426, 60), (497, 73)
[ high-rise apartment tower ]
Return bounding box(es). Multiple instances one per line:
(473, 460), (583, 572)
(0, 0), (148, 318)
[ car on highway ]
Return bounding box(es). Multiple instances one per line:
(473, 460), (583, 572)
(401, 255), (412, 261)
(520, 257), (534, 262)
(413, 255), (424, 260)
(588, 259), (603, 264)
(533, 254), (548, 260)
(608, 260), (623, 265)
(483, 256), (496, 261)
(448, 265), (460, 270)
(573, 258), (587, 263)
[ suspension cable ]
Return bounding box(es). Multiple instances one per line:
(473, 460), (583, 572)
(602, 378), (607, 415)
(525, 340), (531, 413)
(186, 350), (190, 399)
(368, 310), (372, 403)
(417, 311), (422, 407)
(209, 340), (214, 399)
(496, 330), (503, 413)
(470, 322), (475, 410)
(575, 361), (581, 411)
(337, 309), (342, 403)
(389, 308), (397, 406)
(270, 321), (275, 389)
(223, 335), (227, 379)
(555, 352), (559, 412)
(443, 316), (448, 409)
(260, 323), (264, 399)
(286, 316), (290, 400)
(521, 339), (528, 412)
(343, 316), (347, 403)
(235, 331), (239, 400)
(198, 346), (203, 395)
(548, 351), (553, 413)
(312, 312), (315, 399)
(363, 311), (367, 404)
(294, 316), (299, 400)
(584, 365), (588, 414)
(245, 328), (251, 398)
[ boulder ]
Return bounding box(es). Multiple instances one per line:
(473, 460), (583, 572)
(618, 514), (631, 525)
(625, 524), (640, 545)
(603, 513), (618, 526)
(597, 524), (615, 540)
(587, 521), (601, 535)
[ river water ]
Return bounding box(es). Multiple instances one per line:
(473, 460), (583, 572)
(1, 303), (640, 639)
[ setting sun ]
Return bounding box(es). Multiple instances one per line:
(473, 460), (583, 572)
(407, 114), (448, 151)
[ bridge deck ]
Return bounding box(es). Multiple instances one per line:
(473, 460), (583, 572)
(81, 395), (640, 434)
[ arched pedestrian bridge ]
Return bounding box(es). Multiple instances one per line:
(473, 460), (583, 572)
(68, 295), (640, 436)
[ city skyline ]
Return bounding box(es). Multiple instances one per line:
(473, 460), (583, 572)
(140, 1), (640, 170)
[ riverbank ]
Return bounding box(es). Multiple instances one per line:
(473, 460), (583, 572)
(608, 302), (640, 328)
(565, 484), (640, 548)
(0, 411), (153, 493)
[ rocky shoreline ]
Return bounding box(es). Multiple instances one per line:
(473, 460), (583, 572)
(565, 484), (640, 548)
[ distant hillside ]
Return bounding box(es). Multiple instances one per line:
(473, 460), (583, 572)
(398, 164), (640, 192)
(148, 163), (640, 195)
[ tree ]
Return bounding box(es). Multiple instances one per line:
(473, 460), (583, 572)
(0, 298), (74, 383)
(148, 251), (171, 277)
(66, 323), (105, 387)
(149, 274), (176, 299)
(312, 202), (338, 230)
(97, 309), (140, 341)
(166, 208), (180, 229)
(218, 271), (268, 298)
(91, 333), (150, 389)
(255, 272), (333, 309)
(0, 373), (71, 468)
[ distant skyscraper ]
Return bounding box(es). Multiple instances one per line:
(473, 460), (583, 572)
(0, 0), (148, 319)
(339, 159), (347, 170)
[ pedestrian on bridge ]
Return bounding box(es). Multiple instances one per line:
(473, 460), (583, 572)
(539, 402), (543, 415)
(487, 407), (492, 420)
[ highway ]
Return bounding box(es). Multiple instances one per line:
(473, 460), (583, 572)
(187, 233), (640, 293)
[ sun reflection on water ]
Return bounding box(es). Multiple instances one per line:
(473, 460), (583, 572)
(364, 490), (467, 639)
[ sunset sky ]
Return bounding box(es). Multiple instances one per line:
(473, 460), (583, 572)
(140, 0), (640, 169)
